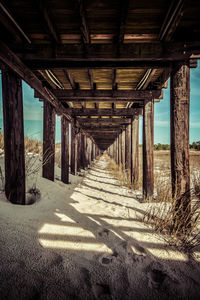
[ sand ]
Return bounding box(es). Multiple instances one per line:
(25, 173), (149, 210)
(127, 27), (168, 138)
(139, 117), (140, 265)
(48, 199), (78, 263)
(0, 155), (200, 300)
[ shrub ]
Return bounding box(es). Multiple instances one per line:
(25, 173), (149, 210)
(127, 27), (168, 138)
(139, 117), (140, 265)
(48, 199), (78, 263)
(143, 191), (200, 253)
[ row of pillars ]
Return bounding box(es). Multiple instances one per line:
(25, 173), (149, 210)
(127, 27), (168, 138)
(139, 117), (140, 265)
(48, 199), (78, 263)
(108, 62), (190, 206)
(1, 65), (100, 205)
(1, 61), (191, 208)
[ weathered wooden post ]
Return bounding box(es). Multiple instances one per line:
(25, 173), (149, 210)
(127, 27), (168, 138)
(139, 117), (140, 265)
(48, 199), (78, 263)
(81, 133), (85, 169)
(61, 116), (69, 184)
(91, 141), (94, 161)
(43, 100), (55, 181)
(77, 132), (81, 172)
(116, 137), (119, 164)
(170, 62), (190, 219)
(119, 131), (122, 167)
(143, 99), (154, 201)
(131, 116), (139, 185)
(85, 136), (89, 167)
(125, 124), (131, 176)
(122, 129), (126, 170)
(2, 65), (26, 204)
(71, 119), (77, 175)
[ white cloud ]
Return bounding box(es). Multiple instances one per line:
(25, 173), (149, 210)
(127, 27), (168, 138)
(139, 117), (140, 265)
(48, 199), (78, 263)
(154, 121), (170, 127)
(190, 122), (200, 128)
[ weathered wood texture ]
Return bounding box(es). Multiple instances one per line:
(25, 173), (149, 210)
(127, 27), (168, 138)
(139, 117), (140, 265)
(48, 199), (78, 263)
(143, 99), (154, 201)
(80, 134), (86, 169)
(117, 136), (119, 165)
(91, 141), (94, 161)
(71, 120), (77, 175)
(54, 89), (161, 100)
(131, 116), (139, 184)
(43, 100), (55, 181)
(85, 135), (89, 168)
(2, 66), (26, 204)
(61, 116), (69, 184)
(125, 124), (131, 173)
(122, 130), (126, 170)
(77, 133), (81, 171)
(119, 132), (122, 166)
(170, 63), (190, 213)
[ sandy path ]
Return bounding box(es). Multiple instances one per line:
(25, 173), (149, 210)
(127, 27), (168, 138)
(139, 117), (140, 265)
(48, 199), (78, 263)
(0, 156), (200, 299)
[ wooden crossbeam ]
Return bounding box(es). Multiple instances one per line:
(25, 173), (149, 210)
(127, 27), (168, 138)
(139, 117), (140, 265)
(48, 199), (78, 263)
(67, 108), (136, 116)
(112, 68), (117, 91)
(0, 41), (71, 119)
(117, 0), (129, 43)
(76, 0), (90, 44)
(54, 89), (161, 100)
(86, 129), (121, 133)
(36, 0), (60, 43)
(77, 118), (131, 124)
(159, 0), (184, 41)
(63, 69), (77, 90)
(0, 1), (31, 43)
(20, 41), (200, 69)
(88, 69), (94, 89)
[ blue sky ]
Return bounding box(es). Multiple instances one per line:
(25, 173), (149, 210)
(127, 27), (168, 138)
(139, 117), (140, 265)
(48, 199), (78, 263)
(0, 65), (200, 144)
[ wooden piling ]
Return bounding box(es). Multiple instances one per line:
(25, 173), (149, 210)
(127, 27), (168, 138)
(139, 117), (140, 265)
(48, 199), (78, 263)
(61, 116), (69, 184)
(43, 100), (55, 181)
(143, 100), (154, 201)
(71, 120), (77, 175)
(131, 116), (139, 184)
(170, 62), (190, 218)
(2, 66), (26, 204)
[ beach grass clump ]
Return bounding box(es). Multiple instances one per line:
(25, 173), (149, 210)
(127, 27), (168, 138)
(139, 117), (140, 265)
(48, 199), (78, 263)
(143, 191), (200, 253)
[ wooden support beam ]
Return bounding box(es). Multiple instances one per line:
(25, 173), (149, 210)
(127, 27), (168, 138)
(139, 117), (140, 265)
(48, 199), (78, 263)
(0, 1), (31, 43)
(88, 69), (94, 90)
(19, 41), (200, 68)
(122, 130), (126, 170)
(78, 118), (131, 125)
(143, 99), (154, 201)
(170, 62), (190, 219)
(125, 124), (131, 175)
(112, 68), (117, 91)
(131, 116), (139, 185)
(76, 0), (90, 44)
(69, 108), (139, 117)
(63, 69), (77, 90)
(54, 89), (161, 100)
(76, 132), (81, 172)
(2, 65), (25, 204)
(80, 134), (86, 169)
(159, 0), (184, 41)
(118, 132), (122, 167)
(36, 0), (60, 43)
(117, 0), (129, 43)
(61, 116), (69, 184)
(71, 120), (77, 175)
(0, 41), (70, 118)
(43, 100), (55, 181)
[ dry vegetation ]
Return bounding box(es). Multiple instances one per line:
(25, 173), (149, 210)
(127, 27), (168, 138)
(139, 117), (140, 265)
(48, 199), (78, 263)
(105, 149), (200, 253)
(143, 193), (200, 253)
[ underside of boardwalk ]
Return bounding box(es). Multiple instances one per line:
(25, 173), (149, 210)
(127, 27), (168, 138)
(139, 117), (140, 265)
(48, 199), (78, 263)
(0, 1), (200, 298)
(1, 0), (200, 204)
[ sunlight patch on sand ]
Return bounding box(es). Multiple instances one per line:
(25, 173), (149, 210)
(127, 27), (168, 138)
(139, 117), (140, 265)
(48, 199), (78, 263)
(39, 223), (95, 238)
(39, 238), (112, 253)
(54, 212), (77, 223)
(147, 248), (187, 261)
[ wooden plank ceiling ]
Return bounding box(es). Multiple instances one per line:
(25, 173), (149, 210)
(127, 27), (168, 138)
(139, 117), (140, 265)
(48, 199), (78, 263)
(0, 0), (200, 149)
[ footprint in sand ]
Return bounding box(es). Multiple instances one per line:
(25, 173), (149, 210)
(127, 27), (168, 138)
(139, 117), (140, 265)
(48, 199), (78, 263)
(147, 268), (166, 289)
(93, 283), (111, 299)
(98, 228), (110, 237)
